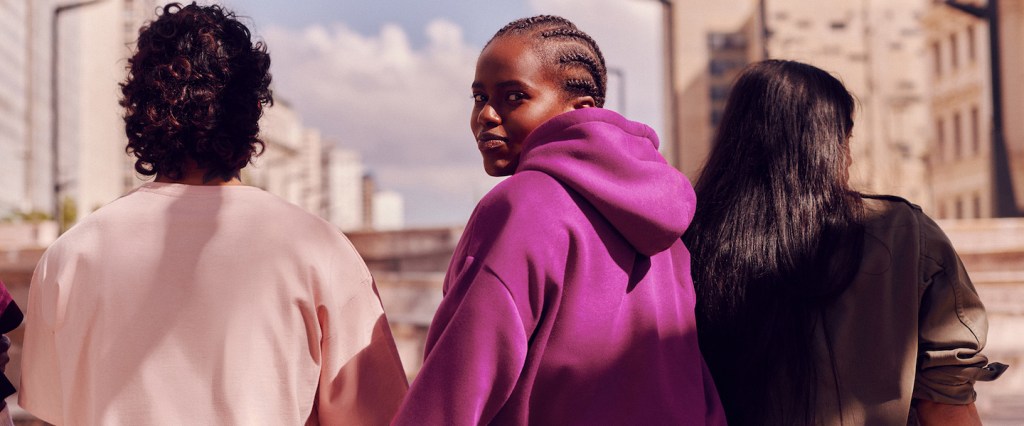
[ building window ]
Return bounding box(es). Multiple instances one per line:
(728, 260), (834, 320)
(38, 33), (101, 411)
(938, 201), (947, 219)
(708, 32), (747, 51)
(955, 198), (964, 219)
(710, 85), (730, 101)
(953, 112), (962, 159)
(970, 105), (980, 156)
(711, 110), (724, 128)
(973, 194), (982, 218)
(967, 25), (977, 63)
(709, 59), (742, 76)
(949, 32), (959, 71)
(935, 117), (945, 162)
(932, 41), (942, 77)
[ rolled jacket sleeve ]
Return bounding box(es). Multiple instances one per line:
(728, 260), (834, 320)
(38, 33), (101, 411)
(913, 215), (1007, 404)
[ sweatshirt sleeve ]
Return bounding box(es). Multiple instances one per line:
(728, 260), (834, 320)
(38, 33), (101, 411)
(314, 247), (409, 425)
(913, 213), (1007, 404)
(392, 257), (529, 425)
(18, 253), (65, 425)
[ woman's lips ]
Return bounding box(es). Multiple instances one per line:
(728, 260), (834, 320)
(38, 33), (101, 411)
(479, 139), (507, 151)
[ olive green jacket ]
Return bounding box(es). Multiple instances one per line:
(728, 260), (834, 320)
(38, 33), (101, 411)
(812, 196), (1006, 425)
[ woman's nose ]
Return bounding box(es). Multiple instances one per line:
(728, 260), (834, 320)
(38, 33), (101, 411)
(477, 103), (500, 127)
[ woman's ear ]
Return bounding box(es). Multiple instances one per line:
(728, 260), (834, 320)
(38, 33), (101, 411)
(572, 96), (596, 109)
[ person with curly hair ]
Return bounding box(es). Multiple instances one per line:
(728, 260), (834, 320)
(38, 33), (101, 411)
(19, 3), (408, 424)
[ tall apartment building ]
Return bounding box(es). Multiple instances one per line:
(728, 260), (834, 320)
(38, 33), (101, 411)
(326, 148), (366, 231)
(0, 0), (155, 222)
(252, 100), (326, 217)
(0, 0), (31, 216)
(924, 0), (1024, 218)
(669, 0), (933, 210)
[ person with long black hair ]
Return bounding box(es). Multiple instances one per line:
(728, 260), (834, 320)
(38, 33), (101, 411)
(683, 59), (1006, 425)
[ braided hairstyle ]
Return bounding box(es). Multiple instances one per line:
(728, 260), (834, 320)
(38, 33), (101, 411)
(487, 15), (608, 108)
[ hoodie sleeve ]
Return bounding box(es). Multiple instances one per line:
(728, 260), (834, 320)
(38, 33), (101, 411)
(392, 259), (529, 425)
(393, 174), (566, 425)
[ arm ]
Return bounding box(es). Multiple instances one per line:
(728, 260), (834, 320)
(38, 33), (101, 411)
(18, 256), (65, 425)
(913, 215), (1005, 415)
(392, 262), (529, 426)
(915, 400), (981, 426)
(316, 278), (408, 425)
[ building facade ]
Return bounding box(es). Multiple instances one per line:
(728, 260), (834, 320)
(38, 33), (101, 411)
(0, 0), (31, 216)
(326, 147), (366, 231)
(924, 1), (992, 218)
(252, 100), (326, 217)
(0, 0), (156, 222)
(669, 0), (763, 178)
(924, 0), (1024, 218)
(669, 0), (935, 211)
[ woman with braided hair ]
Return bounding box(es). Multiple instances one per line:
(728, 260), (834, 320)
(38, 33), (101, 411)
(393, 15), (726, 425)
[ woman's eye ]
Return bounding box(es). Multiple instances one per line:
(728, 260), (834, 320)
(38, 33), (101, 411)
(506, 92), (525, 102)
(472, 94), (486, 103)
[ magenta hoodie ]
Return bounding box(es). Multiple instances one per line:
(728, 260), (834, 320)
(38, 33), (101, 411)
(393, 108), (726, 425)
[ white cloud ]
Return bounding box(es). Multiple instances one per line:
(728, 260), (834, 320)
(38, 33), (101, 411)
(259, 6), (666, 227)
(263, 19), (496, 226)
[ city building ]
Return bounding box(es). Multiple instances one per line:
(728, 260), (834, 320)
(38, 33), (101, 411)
(765, 0), (933, 209)
(669, 0), (934, 211)
(924, 0), (1024, 218)
(373, 190), (405, 231)
(669, 0), (763, 177)
(0, 0), (32, 217)
(322, 148), (405, 232)
(326, 147), (366, 231)
(0, 0), (155, 224)
(252, 100), (326, 217)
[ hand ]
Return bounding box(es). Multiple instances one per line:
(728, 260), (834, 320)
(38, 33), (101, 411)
(0, 335), (8, 411)
(0, 335), (9, 375)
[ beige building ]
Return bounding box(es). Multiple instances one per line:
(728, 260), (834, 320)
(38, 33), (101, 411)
(669, 0), (934, 210)
(67, 0), (155, 219)
(766, 0), (933, 209)
(0, 0), (155, 223)
(924, 0), (1024, 218)
(668, 0), (764, 178)
(251, 100), (326, 217)
(924, 1), (992, 218)
(0, 0), (32, 216)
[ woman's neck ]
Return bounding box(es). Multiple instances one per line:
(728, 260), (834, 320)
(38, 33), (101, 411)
(154, 168), (241, 186)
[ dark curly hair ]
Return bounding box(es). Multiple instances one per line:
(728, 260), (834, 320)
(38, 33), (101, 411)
(120, 2), (272, 182)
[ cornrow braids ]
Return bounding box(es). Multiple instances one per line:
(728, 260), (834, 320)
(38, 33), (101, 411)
(488, 15), (608, 108)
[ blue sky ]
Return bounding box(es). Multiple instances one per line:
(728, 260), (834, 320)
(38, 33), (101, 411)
(217, 0), (665, 227)
(223, 0), (532, 47)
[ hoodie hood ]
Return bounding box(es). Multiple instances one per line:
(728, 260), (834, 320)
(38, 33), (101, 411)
(516, 108), (695, 256)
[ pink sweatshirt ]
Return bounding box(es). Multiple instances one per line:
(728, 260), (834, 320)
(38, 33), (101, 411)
(20, 183), (407, 425)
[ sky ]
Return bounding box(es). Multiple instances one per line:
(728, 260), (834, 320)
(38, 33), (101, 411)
(216, 0), (666, 227)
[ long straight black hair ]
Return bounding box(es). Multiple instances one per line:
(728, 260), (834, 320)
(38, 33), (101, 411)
(683, 60), (864, 425)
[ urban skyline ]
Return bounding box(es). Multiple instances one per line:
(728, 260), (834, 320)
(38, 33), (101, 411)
(2, 0), (1022, 231)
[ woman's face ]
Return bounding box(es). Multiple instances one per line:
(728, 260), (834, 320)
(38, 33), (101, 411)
(470, 35), (580, 177)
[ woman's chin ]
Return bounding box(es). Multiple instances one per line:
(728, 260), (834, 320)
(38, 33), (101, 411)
(483, 159), (515, 177)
